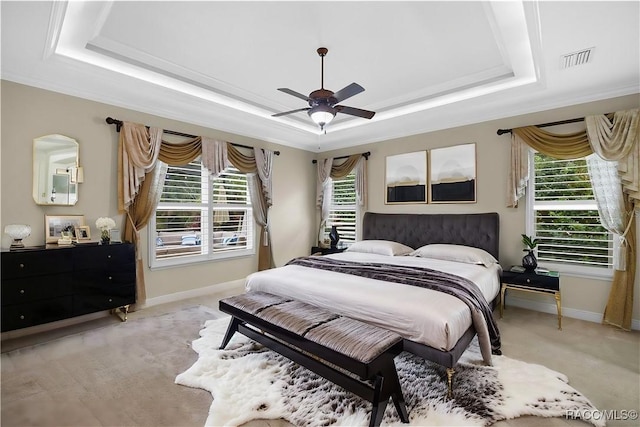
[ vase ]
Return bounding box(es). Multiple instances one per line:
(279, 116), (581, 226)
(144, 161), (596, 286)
(101, 230), (110, 245)
(522, 250), (537, 271)
(329, 225), (340, 249)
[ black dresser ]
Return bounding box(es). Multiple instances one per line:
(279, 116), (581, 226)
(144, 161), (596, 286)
(1, 243), (136, 332)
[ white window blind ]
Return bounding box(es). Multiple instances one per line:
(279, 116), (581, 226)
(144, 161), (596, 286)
(151, 160), (253, 267)
(325, 171), (357, 245)
(530, 152), (613, 271)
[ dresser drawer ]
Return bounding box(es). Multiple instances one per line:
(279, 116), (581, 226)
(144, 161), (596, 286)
(1, 297), (73, 332)
(2, 249), (73, 279)
(1, 274), (73, 305)
(73, 266), (135, 292)
(73, 244), (135, 269)
(73, 286), (135, 316)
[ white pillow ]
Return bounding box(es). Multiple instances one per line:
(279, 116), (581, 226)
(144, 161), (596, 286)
(346, 240), (414, 256)
(410, 244), (497, 267)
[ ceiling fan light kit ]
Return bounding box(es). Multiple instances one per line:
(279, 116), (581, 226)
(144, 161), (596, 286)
(273, 47), (375, 131)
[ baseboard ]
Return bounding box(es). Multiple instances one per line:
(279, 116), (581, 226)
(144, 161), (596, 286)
(141, 279), (245, 309)
(506, 295), (640, 331)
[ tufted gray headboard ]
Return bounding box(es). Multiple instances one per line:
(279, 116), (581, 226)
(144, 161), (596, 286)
(362, 212), (500, 260)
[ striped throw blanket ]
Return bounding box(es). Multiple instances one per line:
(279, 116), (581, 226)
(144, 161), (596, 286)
(286, 256), (501, 363)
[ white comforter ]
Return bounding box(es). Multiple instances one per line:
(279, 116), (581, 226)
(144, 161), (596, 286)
(245, 252), (500, 352)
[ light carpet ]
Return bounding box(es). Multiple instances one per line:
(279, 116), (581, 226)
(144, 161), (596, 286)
(176, 317), (603, 427)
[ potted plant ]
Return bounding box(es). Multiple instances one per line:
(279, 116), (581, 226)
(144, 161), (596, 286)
(521, 234), (539, 271)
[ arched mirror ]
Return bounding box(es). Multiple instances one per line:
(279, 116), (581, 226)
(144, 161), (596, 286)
(32, 134), (81, 206)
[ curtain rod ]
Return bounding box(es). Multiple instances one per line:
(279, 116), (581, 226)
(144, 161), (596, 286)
(105, 117), (280, 155)
(311, 152), (370, 164)
(496, 113), (613, 135)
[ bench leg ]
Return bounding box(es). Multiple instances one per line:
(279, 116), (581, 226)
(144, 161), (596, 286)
(369, 375), (388, 427)
(219, 317), (242, 350)
(387, 367), (408, 423)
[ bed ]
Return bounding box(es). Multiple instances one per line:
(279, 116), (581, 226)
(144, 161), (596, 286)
(245, 212), (502, 377)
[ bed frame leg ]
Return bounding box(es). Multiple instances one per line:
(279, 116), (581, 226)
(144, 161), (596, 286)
(446, 368), (455, 399)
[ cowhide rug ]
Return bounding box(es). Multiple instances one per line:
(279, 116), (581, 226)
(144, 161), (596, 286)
(176, 317), (603, 427)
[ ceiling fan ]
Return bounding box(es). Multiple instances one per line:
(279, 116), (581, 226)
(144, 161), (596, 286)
(272, 47), (375, 130)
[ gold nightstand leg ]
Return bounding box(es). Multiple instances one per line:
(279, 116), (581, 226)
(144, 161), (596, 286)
(500, 284), (506, 318)
(555, 292), (562, 330)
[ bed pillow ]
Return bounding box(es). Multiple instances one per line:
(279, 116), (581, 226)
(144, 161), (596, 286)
(346, 240), (414, 256)
(410, 244), (497, 267)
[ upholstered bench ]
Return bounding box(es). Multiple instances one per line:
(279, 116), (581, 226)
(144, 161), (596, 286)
(219, 291), (409, 427)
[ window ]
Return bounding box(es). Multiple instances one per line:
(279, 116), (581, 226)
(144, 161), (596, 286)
(528, 152), (613, 276)
(150, 160), (253, 268)
(324, 171), (357, 246)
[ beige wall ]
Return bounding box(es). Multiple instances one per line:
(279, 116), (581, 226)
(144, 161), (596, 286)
(2, 80), (638, 325)
(0, 81), (317, 300)
(319, 93), (640, 325)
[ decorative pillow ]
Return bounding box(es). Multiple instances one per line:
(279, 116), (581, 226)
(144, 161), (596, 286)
(181, 235), (198, 246)
(346, 240), (414, 256)
(410, 244), (497, 267)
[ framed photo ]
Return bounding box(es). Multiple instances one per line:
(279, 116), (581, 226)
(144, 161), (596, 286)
(110, 229), (122, 243)
(429, 143), (477, 203)
(45, 215), (85, 243)
(75, 225), (91, 240)
(385, 151), (427, 204)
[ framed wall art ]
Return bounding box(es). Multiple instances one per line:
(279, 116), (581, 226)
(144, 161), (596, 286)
(385, 151), (427, 204)
(75, 225), (91, 240)
(45, 214), (85, 243)
(429, 143), (477, 203)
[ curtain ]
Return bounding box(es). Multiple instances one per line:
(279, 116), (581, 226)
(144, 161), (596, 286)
(250, 148), (275, 271)
(505, 109), (639, 331)
(586, 109), (640, 202)
(585, 108), (639, 330)
(316, 154), (367, 245)
(117, 121), (277, 303)
(123, 161), (168, 306)
(201, 137), (229, 177)
(586, 155), (628, 270)
(506, 133), (531, 208)
(316, 158), (333, 245)
(118, 123), (162, 212)
(507, 127), (593, 207)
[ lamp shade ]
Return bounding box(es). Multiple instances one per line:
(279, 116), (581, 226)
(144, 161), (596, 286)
(308, 104), (336, 129)
(4, 224), (31, 248)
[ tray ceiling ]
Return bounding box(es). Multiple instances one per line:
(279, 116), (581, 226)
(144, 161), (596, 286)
(2, 1), (638, 152)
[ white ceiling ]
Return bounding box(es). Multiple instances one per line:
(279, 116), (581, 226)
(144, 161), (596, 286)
(2, 1), (638, 152)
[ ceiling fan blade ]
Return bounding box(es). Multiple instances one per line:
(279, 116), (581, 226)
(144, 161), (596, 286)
(335, 105), (375, 119)
(277, 88), (312, 102)
(332, 83), (364, 104)
(272, 107), (311, 117)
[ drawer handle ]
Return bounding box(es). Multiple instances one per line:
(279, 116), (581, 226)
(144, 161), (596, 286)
(526, 279), (531, 283)
(19, 315), (25, 320)
(108, 298), (113, 303)
(107, 255), (112, 259)
(108, 276), (113, 280)
(20, 289), (25, 294)
(19, 263), (25, 268)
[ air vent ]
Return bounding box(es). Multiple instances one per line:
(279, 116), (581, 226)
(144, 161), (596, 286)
(560, 47), (595, 69)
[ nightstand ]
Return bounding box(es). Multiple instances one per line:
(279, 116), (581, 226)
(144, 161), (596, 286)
(500, 268), (562, 330)
(311, 246), (346, 255)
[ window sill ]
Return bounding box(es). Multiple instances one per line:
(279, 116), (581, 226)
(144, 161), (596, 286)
(149, 248), (255, 270)
(538, 262), (613, 281)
